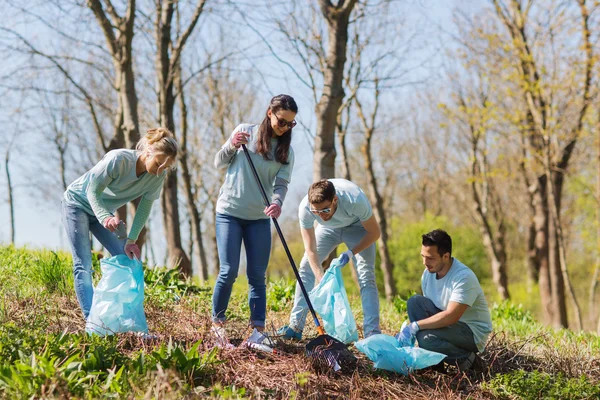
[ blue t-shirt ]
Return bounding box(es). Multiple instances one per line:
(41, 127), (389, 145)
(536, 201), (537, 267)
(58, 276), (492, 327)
(298, 179), (373, 229)
(421, 258), (493, 352)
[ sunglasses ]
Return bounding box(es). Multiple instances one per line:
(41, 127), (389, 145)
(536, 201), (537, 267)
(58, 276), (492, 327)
(310, 207), (332, 214)
(273, 113), (297, 129)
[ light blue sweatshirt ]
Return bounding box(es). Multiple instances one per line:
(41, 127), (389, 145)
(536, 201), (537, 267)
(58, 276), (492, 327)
(215, 123), (294, 220)
(63, 149), (165, 241)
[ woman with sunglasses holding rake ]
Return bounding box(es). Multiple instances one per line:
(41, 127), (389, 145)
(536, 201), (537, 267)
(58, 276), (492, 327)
(211, 94), (298, 347)
(62, 128), (179, 320)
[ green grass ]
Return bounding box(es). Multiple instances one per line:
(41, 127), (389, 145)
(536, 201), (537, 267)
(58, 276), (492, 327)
(0, 245), (598, 399)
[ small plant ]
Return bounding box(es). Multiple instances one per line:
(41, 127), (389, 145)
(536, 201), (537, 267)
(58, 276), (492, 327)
(392, 291), (416, 316)
(267, 279), (295, 311)
(31, 251), (73, 295)
(144, 267), (208, 307)
(491, 301), (534, 323)
(211, 383), (247, 399)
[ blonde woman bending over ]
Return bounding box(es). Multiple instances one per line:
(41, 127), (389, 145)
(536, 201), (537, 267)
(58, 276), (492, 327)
(62, 128), (178, 320)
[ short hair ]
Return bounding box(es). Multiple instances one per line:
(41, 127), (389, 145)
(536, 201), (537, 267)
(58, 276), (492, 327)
(422, 229), (452, 257)
(308, 180), (336, 204)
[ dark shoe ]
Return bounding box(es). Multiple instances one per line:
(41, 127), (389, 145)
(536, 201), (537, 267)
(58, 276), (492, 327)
(422, 361), (446, 374)
(457, 352), (486, 372)
(276, 325), (302, 341)
(471, 353), (487, 373)
(457, 352), (476, 372)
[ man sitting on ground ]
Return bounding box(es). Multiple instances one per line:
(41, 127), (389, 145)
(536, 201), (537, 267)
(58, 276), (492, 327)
(396, 229), (492, 371)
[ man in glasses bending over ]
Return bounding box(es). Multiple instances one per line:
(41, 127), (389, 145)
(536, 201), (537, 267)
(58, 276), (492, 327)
(278, 179), (381, 340)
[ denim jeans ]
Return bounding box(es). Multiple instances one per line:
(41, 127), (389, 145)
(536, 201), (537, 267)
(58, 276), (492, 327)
(288, 223), (381, 337)
(61, 201), (126, 319)
(212, 213), (271, 327)
(407, 295), (478, 363)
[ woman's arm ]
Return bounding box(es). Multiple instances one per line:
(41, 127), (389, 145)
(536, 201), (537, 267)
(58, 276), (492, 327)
(127, 196), (154, 241)
(86, 158), (118, 225)
(214, 142), (238, 169)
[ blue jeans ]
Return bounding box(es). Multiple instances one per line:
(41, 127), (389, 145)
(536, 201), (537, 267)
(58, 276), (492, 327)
(212, 213), (271, 327)
(407, 295), (478, 363)
(288, 223), (381, 337)
(61, 201), (126, 319)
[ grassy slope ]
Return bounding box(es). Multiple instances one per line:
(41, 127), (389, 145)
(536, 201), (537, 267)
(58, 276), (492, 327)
(0, 245), (598, 399)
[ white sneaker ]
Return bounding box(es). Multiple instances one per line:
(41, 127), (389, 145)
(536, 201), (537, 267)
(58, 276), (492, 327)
(211, 325), (234, 349)
(245, 328), (276, 353)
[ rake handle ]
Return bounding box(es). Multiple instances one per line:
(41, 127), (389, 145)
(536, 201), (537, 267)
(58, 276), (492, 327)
(240, 144), (323, 330)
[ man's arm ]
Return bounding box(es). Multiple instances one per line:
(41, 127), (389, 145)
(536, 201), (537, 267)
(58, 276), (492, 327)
(350, 215), (381, 255)
(415, 301), (469, 330)
(300, 226), (324, 282)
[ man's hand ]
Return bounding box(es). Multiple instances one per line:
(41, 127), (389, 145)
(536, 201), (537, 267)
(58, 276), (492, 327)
(338, 250), (354, 267)
(314, 268), (324, 284)
(395, 321), (419, 346)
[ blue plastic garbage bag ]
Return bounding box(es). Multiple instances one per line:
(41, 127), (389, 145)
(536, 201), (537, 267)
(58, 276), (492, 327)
(308, 259), (359, 344)
(355, 334), (446, 375)
(85, 254), (148, 336)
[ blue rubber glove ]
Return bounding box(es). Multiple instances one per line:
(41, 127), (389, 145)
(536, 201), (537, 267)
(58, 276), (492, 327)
(395, 321), (419, 347)
(338, 250), (354, 267)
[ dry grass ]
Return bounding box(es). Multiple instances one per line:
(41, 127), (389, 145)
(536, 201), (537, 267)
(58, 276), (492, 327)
(2, 282), (598, 399)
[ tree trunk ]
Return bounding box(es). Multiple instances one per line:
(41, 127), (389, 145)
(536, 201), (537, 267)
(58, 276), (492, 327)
(313, 0), (358, 181)
(5, 148), (15, 244)
(591, 108), (600, 331)
(548, 165), (582, 330)
(531, 178), (554, 323)
(361, 129), (396, 300)
(154, 0), (206, 277)
(175, 57), (209, 281)
(467, 111), (510, 300)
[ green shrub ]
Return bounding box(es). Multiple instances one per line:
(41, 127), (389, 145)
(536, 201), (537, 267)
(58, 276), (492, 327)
(484, 370), (600, 399)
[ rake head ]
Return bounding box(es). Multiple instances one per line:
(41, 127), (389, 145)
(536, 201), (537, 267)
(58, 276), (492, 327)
(305, 334), (357, 373)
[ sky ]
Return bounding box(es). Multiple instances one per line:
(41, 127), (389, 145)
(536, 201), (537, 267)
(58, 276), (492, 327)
(0, 0), (484, 265)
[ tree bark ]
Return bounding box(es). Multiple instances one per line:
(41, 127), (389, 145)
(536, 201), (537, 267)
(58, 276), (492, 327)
(313, 0), (358, 181)
(155, 0), (206, 276)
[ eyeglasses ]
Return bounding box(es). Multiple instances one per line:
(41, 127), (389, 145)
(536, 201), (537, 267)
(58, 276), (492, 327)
(273, 114), (297, 129)
(310, 207), (332, 214)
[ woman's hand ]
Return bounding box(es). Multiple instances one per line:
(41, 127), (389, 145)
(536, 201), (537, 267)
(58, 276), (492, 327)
(264, 203), (282, 219)
(231, 131), (250, 148)
(103, 216), (121, 232)
(125, 239), (141, 260)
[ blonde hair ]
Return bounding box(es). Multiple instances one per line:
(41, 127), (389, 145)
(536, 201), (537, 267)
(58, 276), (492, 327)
(136, 128), (179, 159)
